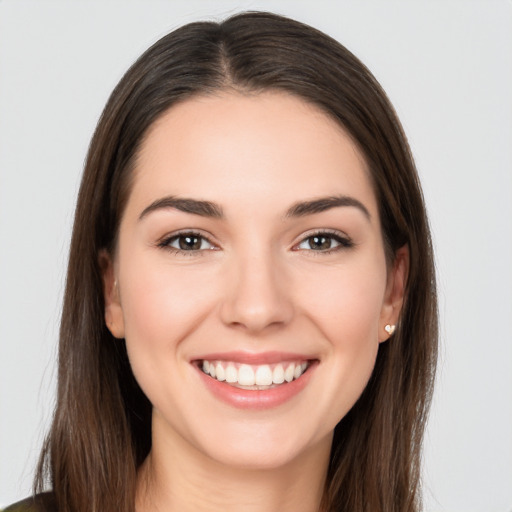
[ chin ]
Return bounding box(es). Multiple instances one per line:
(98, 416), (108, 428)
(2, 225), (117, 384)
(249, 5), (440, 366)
(191, 419), (331, 471)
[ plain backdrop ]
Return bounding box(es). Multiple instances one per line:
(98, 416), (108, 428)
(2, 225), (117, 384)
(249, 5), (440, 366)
(0, 1), (511, 510)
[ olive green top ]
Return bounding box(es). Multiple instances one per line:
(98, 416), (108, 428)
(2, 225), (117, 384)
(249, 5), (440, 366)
(2, 493), (56, 512)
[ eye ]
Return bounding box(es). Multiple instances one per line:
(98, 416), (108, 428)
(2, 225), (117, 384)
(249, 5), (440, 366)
(159, 232), (216, 253)
(295, 231), (353, 252)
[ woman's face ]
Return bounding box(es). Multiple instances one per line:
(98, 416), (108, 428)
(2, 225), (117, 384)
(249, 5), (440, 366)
(104, 91), (405, 470)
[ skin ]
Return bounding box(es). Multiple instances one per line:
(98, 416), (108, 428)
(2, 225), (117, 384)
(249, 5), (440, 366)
(102, 91), (407, 512)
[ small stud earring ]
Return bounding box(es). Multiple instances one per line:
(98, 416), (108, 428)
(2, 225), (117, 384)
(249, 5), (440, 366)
(384, 324), (396, 335)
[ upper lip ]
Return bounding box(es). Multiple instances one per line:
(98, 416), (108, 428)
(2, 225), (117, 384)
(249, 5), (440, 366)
(191, 350), (317, 365)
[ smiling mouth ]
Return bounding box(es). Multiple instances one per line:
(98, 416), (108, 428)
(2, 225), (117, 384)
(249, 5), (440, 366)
(198, 360), (311, 390)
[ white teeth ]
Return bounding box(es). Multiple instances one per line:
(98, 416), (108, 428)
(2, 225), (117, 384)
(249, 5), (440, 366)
(284, 364), (295, 383)
(201, 360), (310, 387)
(255, 365), (273, 386)
(272, 364), (285, 384)
(215, 363), (225, 382)
(225, 364), (237, 383)
(238, 364), (255, 386)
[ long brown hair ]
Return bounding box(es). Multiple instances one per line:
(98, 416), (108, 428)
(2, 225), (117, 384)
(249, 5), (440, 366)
(35, 12), (437, 512)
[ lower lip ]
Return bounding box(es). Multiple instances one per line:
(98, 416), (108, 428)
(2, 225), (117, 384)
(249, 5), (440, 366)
(195, 362), (317, 410)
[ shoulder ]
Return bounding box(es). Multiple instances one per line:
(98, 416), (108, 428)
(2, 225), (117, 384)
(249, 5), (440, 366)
(2, 493), (57, 512)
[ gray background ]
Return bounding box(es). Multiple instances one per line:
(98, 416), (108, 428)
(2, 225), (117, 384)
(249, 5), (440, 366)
(1, 1), (511, 510)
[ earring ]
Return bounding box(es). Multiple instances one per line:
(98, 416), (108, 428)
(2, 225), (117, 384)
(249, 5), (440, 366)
(384, 324), (396, 336)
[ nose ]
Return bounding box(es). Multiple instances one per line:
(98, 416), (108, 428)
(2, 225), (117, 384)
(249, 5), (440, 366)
(219, 249), (294, 334)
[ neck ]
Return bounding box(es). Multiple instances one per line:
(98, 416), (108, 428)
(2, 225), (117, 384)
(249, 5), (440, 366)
(135, 419), (331, 512)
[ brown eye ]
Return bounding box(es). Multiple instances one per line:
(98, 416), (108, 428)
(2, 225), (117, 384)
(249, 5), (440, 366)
(160, 232), (215, 252)
(178, 234), (202, 250)
(296, 232), (353, 252)
(307, 235), (333, 250)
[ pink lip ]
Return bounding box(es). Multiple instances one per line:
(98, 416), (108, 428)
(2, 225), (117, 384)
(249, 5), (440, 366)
(191, 350), (313, 365)
(193, 358), (318, 410)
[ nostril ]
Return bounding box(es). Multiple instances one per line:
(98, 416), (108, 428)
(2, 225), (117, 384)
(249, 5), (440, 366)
(220, 298), (294, 333)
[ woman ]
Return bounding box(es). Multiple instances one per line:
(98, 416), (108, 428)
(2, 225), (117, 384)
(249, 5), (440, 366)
(5, 11), (437, 512)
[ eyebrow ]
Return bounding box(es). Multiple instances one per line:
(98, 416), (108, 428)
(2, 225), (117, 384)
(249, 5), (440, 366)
(285, 195), (371, 220)
(139, 196), (224, 220)
(138, 194), (370, 221)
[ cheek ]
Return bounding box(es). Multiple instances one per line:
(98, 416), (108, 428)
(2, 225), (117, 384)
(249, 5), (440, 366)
(120, 253), (217, 340)
(310, 275), (384, 379)
(300, 254), (387, 341)
(118, 256), (220, 413)
(297, 254), (387, 421)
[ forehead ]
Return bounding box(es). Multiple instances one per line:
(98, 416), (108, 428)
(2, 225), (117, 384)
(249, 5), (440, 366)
(129, 91), (377, 219)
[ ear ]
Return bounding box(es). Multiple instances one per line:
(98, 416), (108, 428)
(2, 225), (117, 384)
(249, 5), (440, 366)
(379, 245), (409, 342)
(98, 249), (125, 339)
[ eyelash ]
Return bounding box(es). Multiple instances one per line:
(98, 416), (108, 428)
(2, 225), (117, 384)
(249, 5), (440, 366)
(157, 230), (217, 256)
(292, 230), (354, 255)
(157, 229), (354, 256)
